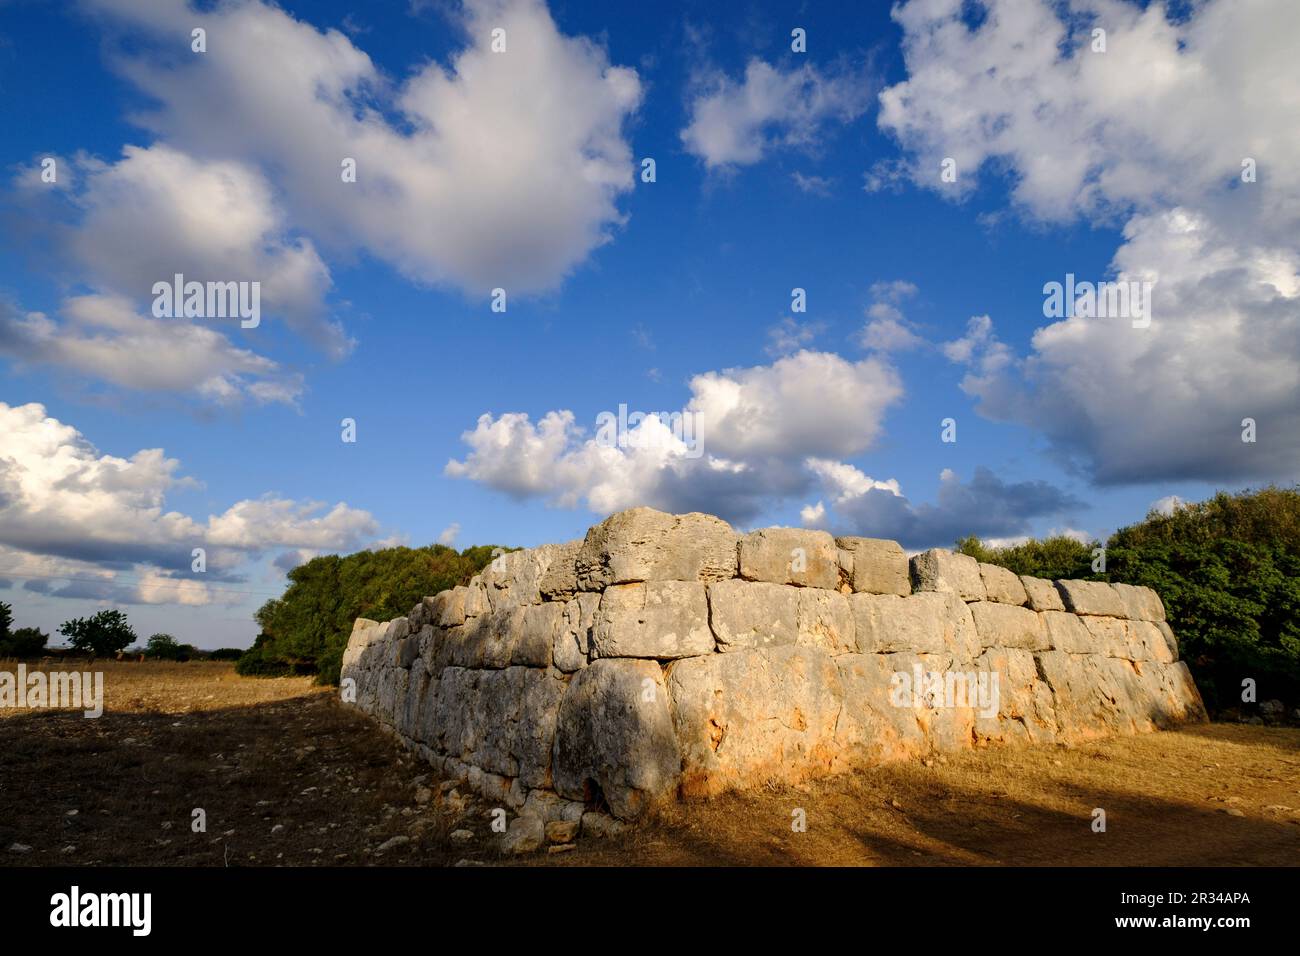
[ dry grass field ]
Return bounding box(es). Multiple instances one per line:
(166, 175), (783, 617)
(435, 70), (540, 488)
(2, 661), (1297, 867)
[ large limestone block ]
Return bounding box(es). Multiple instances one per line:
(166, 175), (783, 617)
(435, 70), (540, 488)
(447, 606), (526, 669)
(834, 537), (910, 595)
(706, 579), (799, 651)
(575, 507), (738, 588)
(431, 588), (468, 628)
(515, 601), (564, 667)
(910, 549), (987, 601)
(795, 588), (857, 654)
(1039, 610), (1094, 653)
(738, 527), (840, 589)
(668, 645), (844, 797)
(1126, 620), (1175, 663)
(552, 659), (681, 820)
(515, 669), (568, 789)
(979, 563), (1028, 605)
(1021, 576), (1066, 612)
(555, 592), (598, 672)
(1035, 651), (1143, 740)
(538, 540), (582, 599)
(851, 592), (978, 658)
(1155, 621), (1180, 661)
(1056, 579), (1127, 618)
(1112, 582), (1167, 622)
(833, 652), (934, 765)
(969, 601), (1048, 651)
(480, 546), (558, 611)
(1081, 615), (1133, 658)
(341, 617), (380, 674)
(399, 667), (430, 739)
(971, 647), (1058, 745)
(591, 581), (714, 660)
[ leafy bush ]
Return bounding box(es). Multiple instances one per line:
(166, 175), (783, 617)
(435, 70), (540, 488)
(0, 602), (49, 658)
(145, 633), (197, 661)
(955, 534), (1098, 581)
(961, 487), (1300, 714)
(206, 647), (244, 661)
(239, 543), (503, 685)
(58, 609), (136, 657)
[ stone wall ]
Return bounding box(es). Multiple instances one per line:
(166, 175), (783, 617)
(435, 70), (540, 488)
(341, 506), (1205, 824)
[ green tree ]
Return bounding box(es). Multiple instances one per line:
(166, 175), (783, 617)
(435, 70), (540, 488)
(59, 609), (137, 657)
(2, 627), (49, 658)
(145, 633), (187, 660)
(962, 487), (1300, 714)
(239, 542), (503, 684)
(954, 534), (1098, 581)
(0, 601), (11, 646)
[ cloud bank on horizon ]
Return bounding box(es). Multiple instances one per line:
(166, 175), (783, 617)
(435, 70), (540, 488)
(0, 0), (1295, 642)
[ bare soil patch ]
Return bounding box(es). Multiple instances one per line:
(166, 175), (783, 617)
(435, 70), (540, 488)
(2, 661), (1296, 866)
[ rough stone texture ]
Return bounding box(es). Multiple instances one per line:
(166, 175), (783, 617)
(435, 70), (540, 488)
(552, 659), (680, 820)
(910, 549), (987, 602)
(851, 592), (979, 658)
(668, 645), (843, 796)
(834, 537), (910, 595)
(340, 506), (1207, 824)
(795, 588), (857, 654)
(738, 527), (840, 589)
(591, 581), (714, 660)
(1113, 582), (1167, 622)
(576, 507), (737, 589)
(707, 579), (798, 651)
(554, 593), (597, 672)
(538, 540), (582, 600)
(969, 601), (1048, 651)
(1021, 576), (1066, 612)
(1056, 579), (1127, 618)
(979, 563), (1028, 605)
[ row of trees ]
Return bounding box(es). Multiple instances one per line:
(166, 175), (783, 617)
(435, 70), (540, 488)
(957, 486), (1300, 712)
(239, 543), (503, 685)
(0, 603), (230, 661)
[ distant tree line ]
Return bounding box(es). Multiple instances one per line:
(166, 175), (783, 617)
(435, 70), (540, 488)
(0, 603), (240, 662)
(238, 543), (504, 685)
(958, 487), (1300, 713)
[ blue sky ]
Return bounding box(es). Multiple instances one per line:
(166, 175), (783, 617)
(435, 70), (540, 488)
(1, 0), (1295, 648)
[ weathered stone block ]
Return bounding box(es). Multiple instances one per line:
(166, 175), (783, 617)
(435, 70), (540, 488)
(969, 601), (1048, 651)
(834, 536), (910, 595)
(706, 579), (799, 651)
(1112, 582), (1166, 622)
(795, 587), (857, 654)
(515, 601), (564, 667)
(555, 592), (598, 672)
(552, 659), (681, 820)
(1039, 610), (1093, 653)
(1056, 579), (1127, 618)
(910, 549), (986, 601)
(979, 563), (1028, 605)
(575, 507), (738, 588)
(850, 592), (977, 656)
(668, 645), (843, 797)
(538, 540), (582, 599)
(591, 581), (714, 660)
(1021, 575), (1066, 612)
(738, 527), (839, 589)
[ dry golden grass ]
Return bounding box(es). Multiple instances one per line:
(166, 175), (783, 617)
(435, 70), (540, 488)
(1, 661), (1297, 866)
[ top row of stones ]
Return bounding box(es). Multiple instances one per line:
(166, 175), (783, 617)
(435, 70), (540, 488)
(475, 507), (1165, 622)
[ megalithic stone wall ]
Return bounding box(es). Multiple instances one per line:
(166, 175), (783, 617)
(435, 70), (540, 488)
(340, 507), (1206, 823)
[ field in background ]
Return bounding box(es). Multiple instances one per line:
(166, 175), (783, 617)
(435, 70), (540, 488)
(1, 661), (1297, 867)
